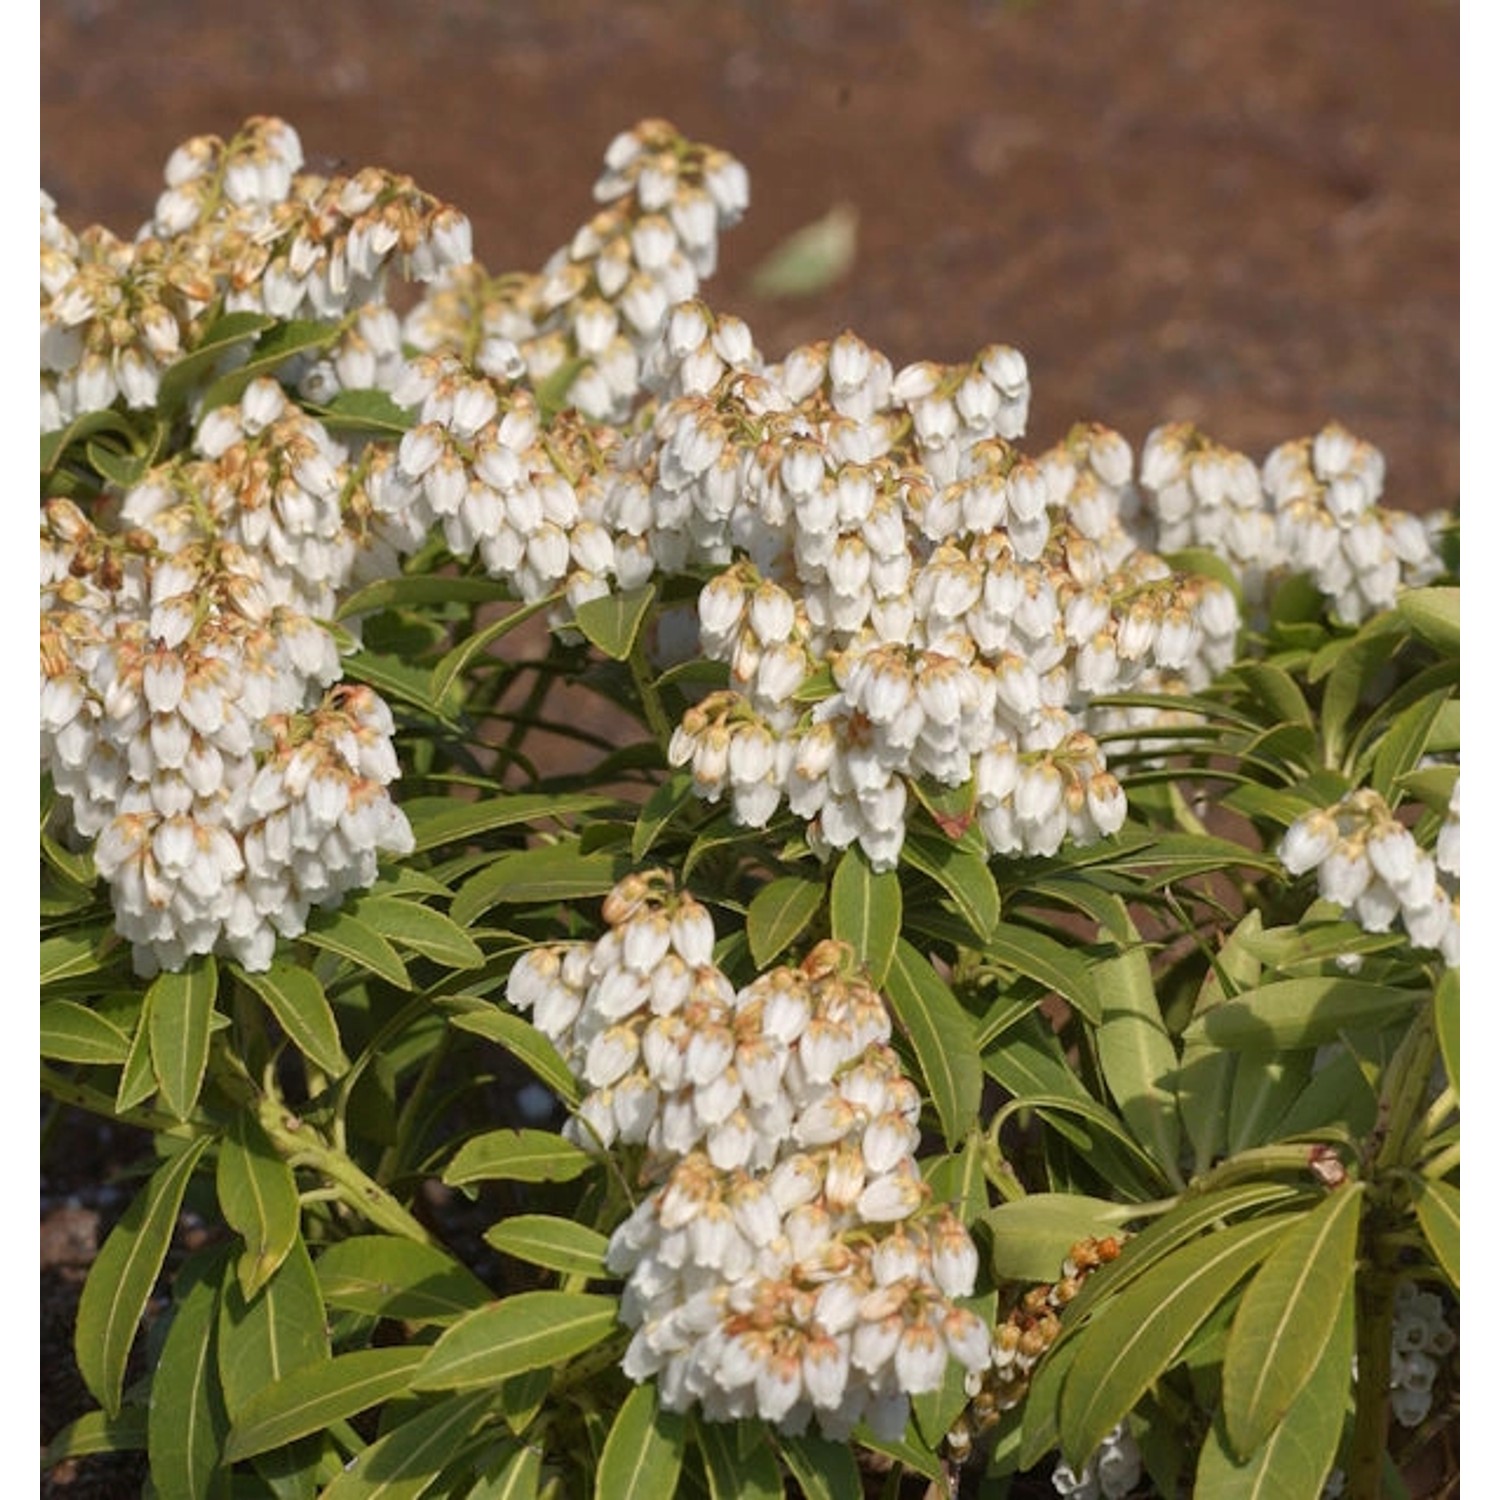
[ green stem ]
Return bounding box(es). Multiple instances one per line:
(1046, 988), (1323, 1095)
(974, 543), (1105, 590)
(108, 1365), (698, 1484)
(1349, 1263), (1398, 1500)
(255, 1096), (437, 1246)
(40, 1063), (199, 1138)
(627, 636), (674, 750)
(1185, 1144), (1331, 1197)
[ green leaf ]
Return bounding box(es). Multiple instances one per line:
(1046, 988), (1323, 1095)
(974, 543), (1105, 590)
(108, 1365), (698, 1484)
(40, 999), (132, 1065)
(1058, 1213), (1296, 1469)
(1018, 1333), (1083, 1470)
(444, 1129), (595, 1187)
(899, 832), (1000, 941)
(76, 1137), (211, 1416)
(1367, 689), (1451, 800)
(148, 957), (219, 1120)
(302, 908), (411, 991)
(775, 1431), (862, 1500)
(41, 1407), (149, 1466)
(1185, 978), (1421, 1049)
(1220, 1185), (1364, 1458)
(1228, 1050), (1314, 1155)
(593, 1383), (686, 1500)
(415, 1292), (619, 1392)
(315, 1236), (492, 1324)
(444, 1003), (581, 1106)
(745, 874), (826, 969)
(148, 1247), (232, 1500)
(984, 922), (1100, 1025)
(1314, 614), (1407, 764)
(41, 929), (109, 986)
(465, 1441), (538, 1499)
(405, 792), (619, 855)
(484, 1215), (609, 1277)
(87, 437), (152, 489)
(1413, 1179), (1459, 1290)
(343, 647), (456, 722)
(829, 846), (901, 986)
(309, 387), (417, 438)
(115, 995), (158, 1111)
(336, 573), (515, 623)
(199, 319), (340, 413)
(1434, 969), (1458, 1100)
(884, 938), (982, 1149)
(979, 1194), (1140, 1284)
(41, 406), (144, 473)
(233, 961), (349, 1077)
(225, 1347), (428, 1462)
(573, 584), (657, 661)
(317, 1392), (492, 1500)
(430, 594), (558, 705)
(1059, 1183), (1306, 1335)
(1094, 930), (1181, 1180)
(355, 896), (484, 970)
(154, 311), (278, 414)
(694, 1416), (782, 1499)
(216, 1109), (302, 1300)
(631, 768), (698, 862)
(451, 843), (633, 927)
(217, 1238), (329, 1421)
(1231, 663), (1313, 729)
(850, 1425), (944, 1484)
(749, 202), (858, 298)
(1196, 1278), (1354, 1500)
(1395, 586), (1459, 653)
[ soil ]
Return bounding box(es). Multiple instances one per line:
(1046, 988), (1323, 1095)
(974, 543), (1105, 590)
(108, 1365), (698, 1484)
(41, 2), (1458, 1495)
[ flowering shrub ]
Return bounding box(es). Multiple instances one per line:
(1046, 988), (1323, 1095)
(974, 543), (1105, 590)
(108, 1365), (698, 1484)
(41, 118), (1458, 1499)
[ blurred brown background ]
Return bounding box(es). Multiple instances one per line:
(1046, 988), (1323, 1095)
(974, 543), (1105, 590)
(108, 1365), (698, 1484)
(42, 0), (1457, 503)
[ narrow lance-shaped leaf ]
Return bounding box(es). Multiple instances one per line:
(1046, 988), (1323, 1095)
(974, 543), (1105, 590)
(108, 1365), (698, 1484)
(355, 896), (485, 970)
(484, 1216), (609, 1277)
(233, 960), (348, 1077)
(980, 1194), (1140, 1284)
(40, 1000), (132, 1065)
(76, 1136), (212, 1416)
(984, 922), (1100, 1025)
(694, 1415), (782, 1499)
(443, 1129), (595, 1187)
(1196, 1277), (1355, 1500)
(1413, 1179), (1459, 1290)
(574, 584), (657, 661)
(148, 1246), (232, 1500)
(1058, 1213), (1297, 1468)
(216, 1107), (302, 1299)
(317, 1391), (493, 1500)
(302, 907), (411, 991)
(415, 1292), (620, 1392)
(746, 874), (826, 969)
(1220, 1184), (1365, 1459)
(1093, 923), (1182, 1185)
(829, 846), (900, 986)
(1434, 968), (1458, 1100)
(148, 957), (219, 1120)
(884, 938), (982, 1149)
(593, 1383), (687, 1500)
(217, 1237), (330, 1422)
(775, 1431), (863, 1500)
(315, 1235), (493, 1324)
(225, 1347), (428, 1462)
(1184, 977), (1421, 1049)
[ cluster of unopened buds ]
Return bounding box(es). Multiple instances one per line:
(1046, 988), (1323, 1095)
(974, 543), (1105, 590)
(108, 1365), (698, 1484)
(944, 1235), (1123, 1467)
(1279, 783), (1459, 967)
(507, 872), (993, 1439)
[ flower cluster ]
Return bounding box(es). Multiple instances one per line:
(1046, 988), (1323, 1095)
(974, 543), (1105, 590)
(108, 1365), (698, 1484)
(638, 319), (1237, 869)
(1137, 420), (1446, 623)
(1279, 785), (1459, 966)
(507, 872), (991, 1439)
(404, 119), (749, 424)
(1388, 1279), (1456, 1429)
(41, 478), (411, 974)
(41, 116), (470, 432)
